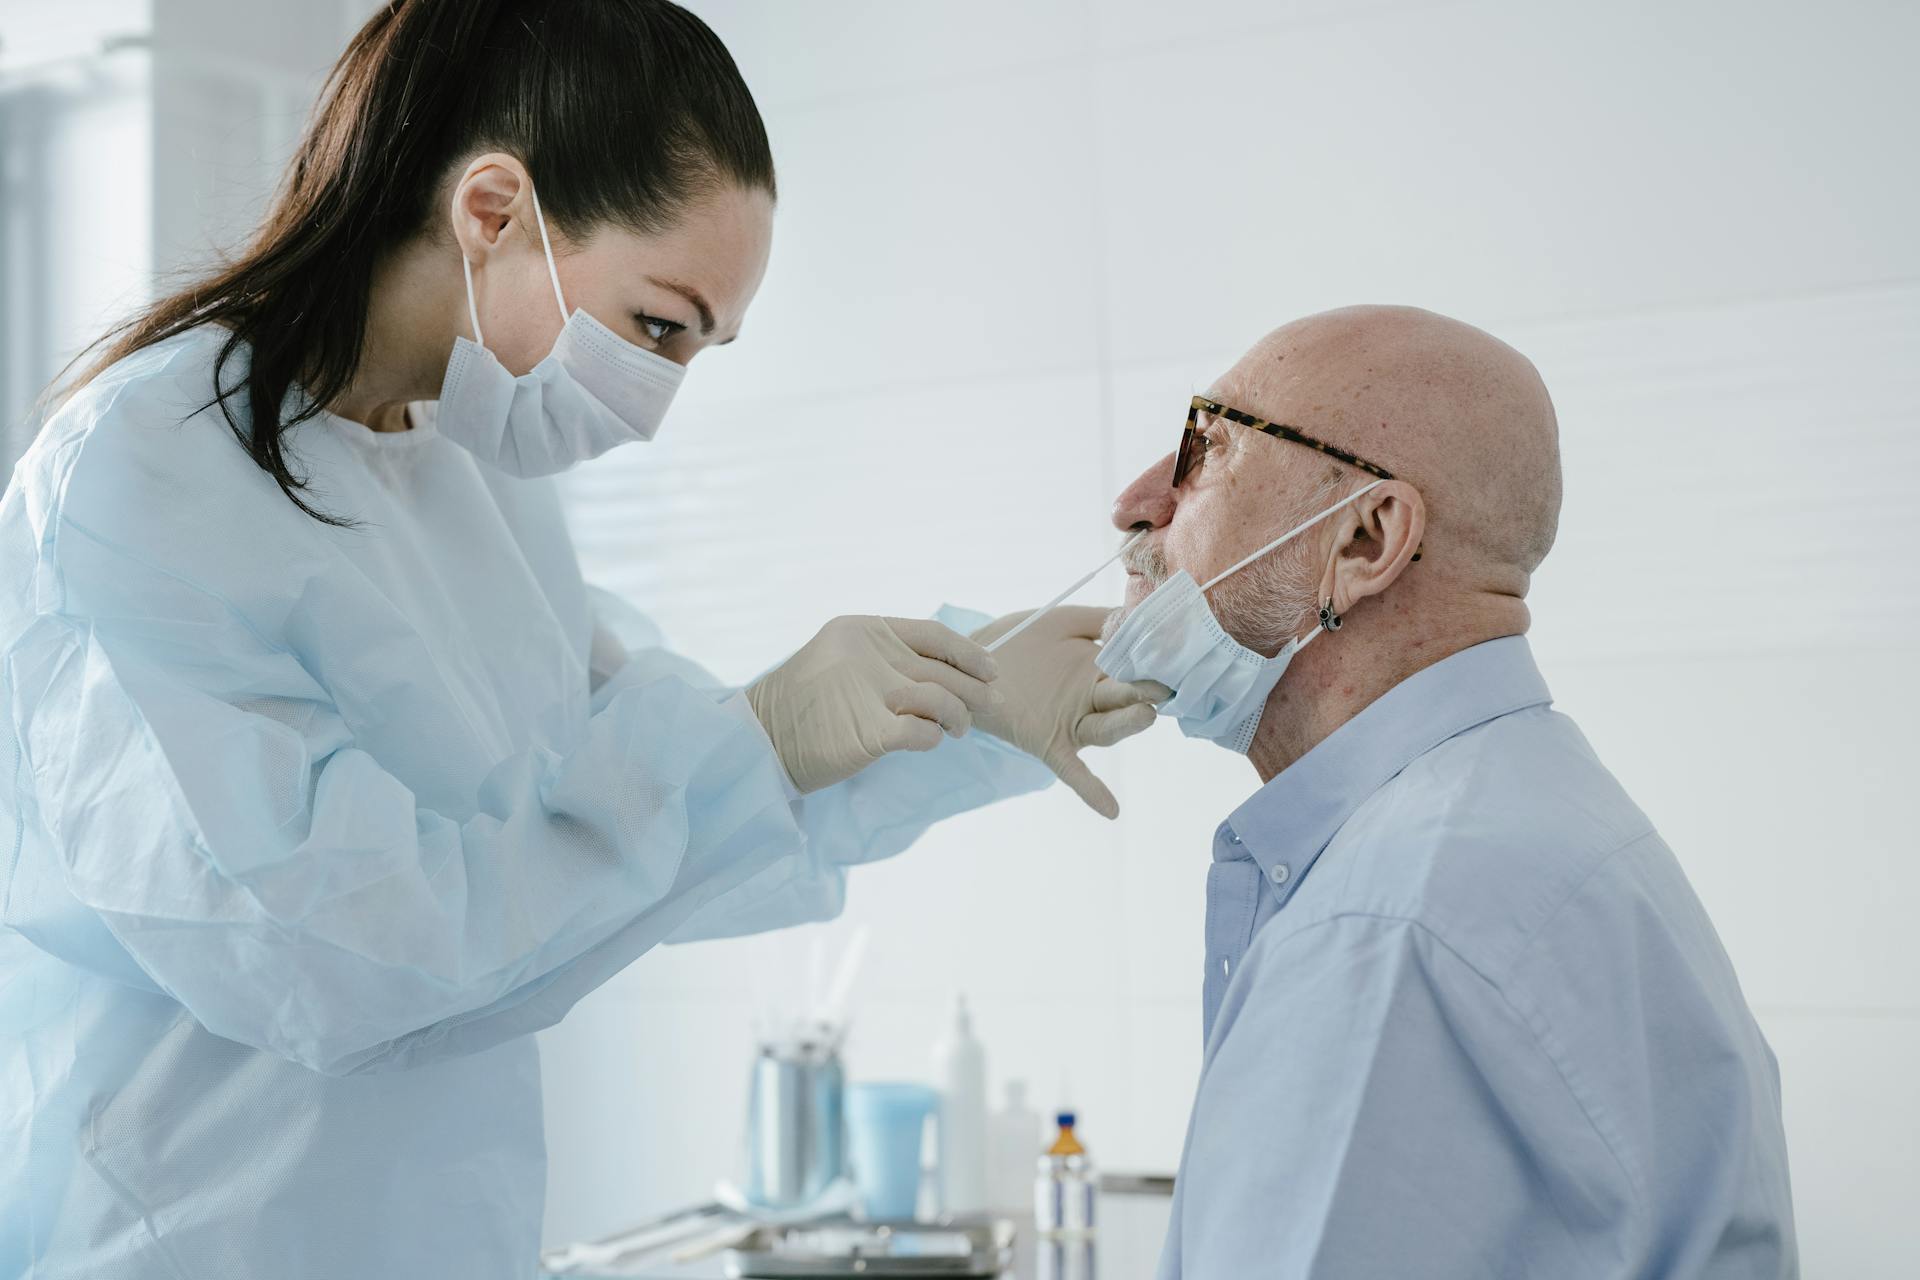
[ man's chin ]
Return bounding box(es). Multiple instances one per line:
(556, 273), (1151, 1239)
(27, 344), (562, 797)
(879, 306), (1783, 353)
(1099, 603), (1131, 645)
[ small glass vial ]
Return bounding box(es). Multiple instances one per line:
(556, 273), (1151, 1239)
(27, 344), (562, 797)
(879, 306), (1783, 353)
(1033, 1111), (1096, 1238)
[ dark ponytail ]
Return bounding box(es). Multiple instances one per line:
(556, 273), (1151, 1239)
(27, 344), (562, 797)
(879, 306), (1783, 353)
(63, 0), (774, 523)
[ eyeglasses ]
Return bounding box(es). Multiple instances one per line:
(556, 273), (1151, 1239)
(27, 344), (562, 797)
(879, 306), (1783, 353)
(1173, 395), (1396, 488)
(1171, 394), (1421, 563)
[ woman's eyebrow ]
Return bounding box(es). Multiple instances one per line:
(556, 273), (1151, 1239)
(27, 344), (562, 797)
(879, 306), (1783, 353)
(645, 276), (714, 335)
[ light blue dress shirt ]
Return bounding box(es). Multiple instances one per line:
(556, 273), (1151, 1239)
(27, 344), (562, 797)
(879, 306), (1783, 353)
(1158, 637), (1796, 1278)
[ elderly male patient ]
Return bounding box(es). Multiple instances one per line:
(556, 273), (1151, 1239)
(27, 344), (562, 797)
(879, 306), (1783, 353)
(1105, 307), (1795, 1278)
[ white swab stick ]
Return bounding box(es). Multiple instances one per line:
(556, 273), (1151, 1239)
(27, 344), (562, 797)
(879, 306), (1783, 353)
(985, 530), (1145, 654)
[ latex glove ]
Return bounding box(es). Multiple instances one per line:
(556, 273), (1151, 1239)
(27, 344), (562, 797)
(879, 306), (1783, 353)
(968, 605), (1165, 819)
(747, 616), (1002, 794)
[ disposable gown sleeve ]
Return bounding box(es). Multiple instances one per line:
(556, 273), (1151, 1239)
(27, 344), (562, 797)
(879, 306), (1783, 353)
(582, 592), (1055, 943)
(7, 531), (808, 1077)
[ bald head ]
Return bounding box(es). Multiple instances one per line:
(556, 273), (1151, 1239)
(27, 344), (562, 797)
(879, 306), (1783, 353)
(1221, 305), (1561, 583)
(1107, 305), (1563, 775)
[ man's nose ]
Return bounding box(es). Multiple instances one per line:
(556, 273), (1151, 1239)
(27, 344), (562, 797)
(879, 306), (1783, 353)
(1111, 451), (1178, 533)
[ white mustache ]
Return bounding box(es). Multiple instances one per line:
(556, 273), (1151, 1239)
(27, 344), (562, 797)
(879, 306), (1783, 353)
(1122, 540), (1169, 587)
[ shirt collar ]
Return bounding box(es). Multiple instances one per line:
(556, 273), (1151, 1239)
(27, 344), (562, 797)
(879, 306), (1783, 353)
(1221, 635), (1553, 882)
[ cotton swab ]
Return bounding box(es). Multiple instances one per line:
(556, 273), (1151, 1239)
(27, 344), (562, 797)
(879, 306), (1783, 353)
(985, 529), (1145, 654)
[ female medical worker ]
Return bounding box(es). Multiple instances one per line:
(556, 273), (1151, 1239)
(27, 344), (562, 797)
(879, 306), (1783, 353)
(0, 2), (1157, 1276)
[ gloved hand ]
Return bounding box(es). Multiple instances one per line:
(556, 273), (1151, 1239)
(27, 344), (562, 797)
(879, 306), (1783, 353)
(747, 616), (1002, 794)
(968, 605), (1166, 819)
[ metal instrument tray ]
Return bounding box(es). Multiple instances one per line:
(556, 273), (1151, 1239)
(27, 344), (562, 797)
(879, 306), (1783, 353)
(724, 1216), (1014, 1278)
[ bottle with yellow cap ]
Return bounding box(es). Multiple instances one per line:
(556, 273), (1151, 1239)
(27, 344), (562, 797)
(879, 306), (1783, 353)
(1033, 1109), (1096, 1238)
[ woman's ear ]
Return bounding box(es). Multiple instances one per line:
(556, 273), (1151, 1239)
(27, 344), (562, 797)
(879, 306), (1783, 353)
(448, 153), (532, 263)
(1327, 480), (1425, 618)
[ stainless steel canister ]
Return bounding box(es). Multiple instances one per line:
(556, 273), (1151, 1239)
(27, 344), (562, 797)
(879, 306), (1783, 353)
(744, 1034), (845, 1208)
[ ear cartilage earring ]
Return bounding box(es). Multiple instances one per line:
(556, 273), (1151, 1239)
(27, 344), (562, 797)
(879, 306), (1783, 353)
(1319, 599), (1342, 632)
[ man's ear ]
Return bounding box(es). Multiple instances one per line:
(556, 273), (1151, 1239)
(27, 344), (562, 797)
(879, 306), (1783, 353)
(1326, 480), (1425, 618)
(448, 152), (532, 263)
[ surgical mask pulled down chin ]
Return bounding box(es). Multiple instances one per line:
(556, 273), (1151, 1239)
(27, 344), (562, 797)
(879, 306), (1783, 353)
(437, 183), (685, 477)
(1090, 480), (1385, 755)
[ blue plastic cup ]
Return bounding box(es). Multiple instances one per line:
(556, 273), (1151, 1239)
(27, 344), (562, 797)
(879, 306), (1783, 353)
(844, 1082), (938, 1221)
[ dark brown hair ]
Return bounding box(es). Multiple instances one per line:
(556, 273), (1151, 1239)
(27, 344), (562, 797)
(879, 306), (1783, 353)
(65, 0), (773, 522)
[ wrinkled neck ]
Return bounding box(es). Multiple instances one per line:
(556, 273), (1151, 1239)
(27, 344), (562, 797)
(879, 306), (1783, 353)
(1245, 589), (1528, 781)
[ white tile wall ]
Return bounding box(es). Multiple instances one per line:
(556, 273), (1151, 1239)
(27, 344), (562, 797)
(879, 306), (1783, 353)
(691, 66), (1109, 408)
(1086, 1), (1920, 366)
(1552, 648), (1920, 1012)
(544, 4), (1920, 1270)
(683, 0), (1094, 111)
(1517, 285), (1920, 662)
(563, 366), (1116, 684)
(1758, 1012), (1920, 1280)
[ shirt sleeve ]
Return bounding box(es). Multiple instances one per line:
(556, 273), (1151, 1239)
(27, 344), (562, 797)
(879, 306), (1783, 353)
(3, 527), (810, 1078)
(584, 593), (1055, 943)
(1163, 913), (1637, 1279)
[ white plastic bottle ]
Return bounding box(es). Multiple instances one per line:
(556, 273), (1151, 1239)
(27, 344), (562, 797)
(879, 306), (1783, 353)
(988, 1078), (1042, 1213)
(932, 994), (988, 1216)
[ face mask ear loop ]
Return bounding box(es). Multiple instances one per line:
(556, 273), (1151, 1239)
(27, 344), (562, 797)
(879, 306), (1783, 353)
(1201, 479), (1386, 592)
(462, 254), (485, 348)
(528, 182), (570, 323)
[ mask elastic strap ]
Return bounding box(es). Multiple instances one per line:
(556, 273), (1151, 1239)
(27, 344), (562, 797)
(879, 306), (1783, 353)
(528, 183), (570, 323)
(1200, 479), (1386, 592)
(462, 254), (485, 347)
(984, 529), (1148, 654)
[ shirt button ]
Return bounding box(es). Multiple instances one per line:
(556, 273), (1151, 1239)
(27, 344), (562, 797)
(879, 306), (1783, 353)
(1226, 830), (1242, 845)
(1268, 863), (1291, 886)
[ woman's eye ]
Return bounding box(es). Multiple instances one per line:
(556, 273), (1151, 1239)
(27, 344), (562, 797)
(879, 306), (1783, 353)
(637, 314), (685, 343)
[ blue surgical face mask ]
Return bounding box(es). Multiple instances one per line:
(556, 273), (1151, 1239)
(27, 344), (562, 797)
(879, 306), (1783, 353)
(1094, 481), (1384, 754)
(437, 182), (686, 477)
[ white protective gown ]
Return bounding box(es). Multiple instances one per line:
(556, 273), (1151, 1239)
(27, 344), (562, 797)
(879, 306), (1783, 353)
(0, 327), (1051, 1278)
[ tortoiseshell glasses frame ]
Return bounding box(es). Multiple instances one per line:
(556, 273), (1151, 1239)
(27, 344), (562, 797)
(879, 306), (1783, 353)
(1172, 395), (1396, 488)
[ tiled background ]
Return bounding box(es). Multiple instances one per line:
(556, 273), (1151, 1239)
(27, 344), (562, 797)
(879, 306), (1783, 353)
(4, 1), (1914, 1274)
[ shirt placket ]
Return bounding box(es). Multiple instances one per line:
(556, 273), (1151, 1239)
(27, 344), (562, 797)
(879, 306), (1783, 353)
(1202, 825), (1263, 1044)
